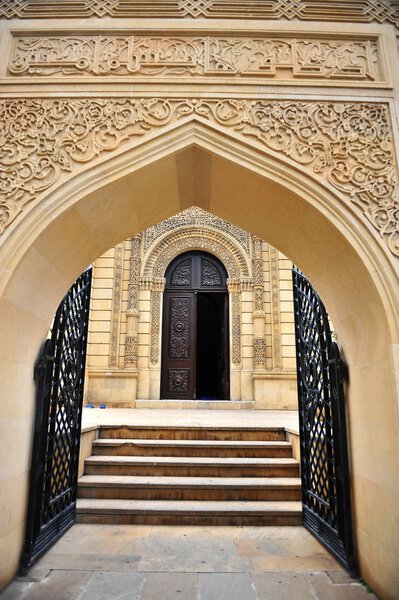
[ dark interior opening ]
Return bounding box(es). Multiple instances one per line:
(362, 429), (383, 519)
(196, 292), (227, 399)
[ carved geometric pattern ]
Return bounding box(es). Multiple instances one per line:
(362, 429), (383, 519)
(124, 335), (138, 367)
(168, 369), (189, 393)
(109, 243), (124, 368)
(1, 0), (398, 28)
(253, 337), (267, 368)
(253, 259), (264, 286)
(150, 290), (162, 365)
(231, 291), (241, 366)
(169, 297), (190, 359)
(145, 229), (250, 280)
(144, 206), (250, 254)
(8, 34), (381, 82)
(171, 259), (191, 287)
(254, 286), (264, 312)
(201, 259), (222, 286)
(269, 247), (282, 371)
(1, 98), (397, 258)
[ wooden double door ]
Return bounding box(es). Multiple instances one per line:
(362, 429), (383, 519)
(161, 251), (230, 400)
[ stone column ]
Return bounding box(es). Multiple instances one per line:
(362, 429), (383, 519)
(124, 234), (142, 367)
(252, 237), (267, 369)
(268, 246), (282, 371)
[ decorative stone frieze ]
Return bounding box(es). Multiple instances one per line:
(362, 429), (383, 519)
(144, 228), (250, 279)
(0, 0), (398, 28)
(8, 34), (381, 82)
(144, 206), (250, 254)
(1, 98), (397, 258)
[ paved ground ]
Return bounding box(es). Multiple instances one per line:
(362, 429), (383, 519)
(1, 524), (377, 599)
(81, 408), (300, 434)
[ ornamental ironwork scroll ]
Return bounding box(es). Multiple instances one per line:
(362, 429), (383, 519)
(21, 268), (92, 572)
(1, 99), (397, 258)
(292, 267), (355, 572)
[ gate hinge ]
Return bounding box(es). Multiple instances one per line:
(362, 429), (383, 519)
(34, 362), (45, 383)
(338, 359), (349, 383)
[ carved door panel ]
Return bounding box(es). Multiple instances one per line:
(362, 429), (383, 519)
(161, 292), (196, 399)
(161, 251), (229, 400)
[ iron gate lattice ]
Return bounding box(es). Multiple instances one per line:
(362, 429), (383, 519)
(292, 267), (355, 572)
(21, 268), (92, 572)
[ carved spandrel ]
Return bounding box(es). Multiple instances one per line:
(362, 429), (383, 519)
(8, 34), (381, 82)
(169, 296), (190, 359)
(0, 98), (398, 259)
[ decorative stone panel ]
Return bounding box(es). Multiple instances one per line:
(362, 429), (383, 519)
(143, 206), (250, 254)
(1, 99), (397, 259)
(1, 0), (398, 27)
(8, 33), (381, 83)
(108, 242), (124, 368)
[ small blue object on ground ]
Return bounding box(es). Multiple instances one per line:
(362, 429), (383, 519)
(100, 403), (106, 409)
(86, 403), (94, 408)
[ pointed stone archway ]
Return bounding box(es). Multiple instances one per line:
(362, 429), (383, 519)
(0, 119), (398, 598)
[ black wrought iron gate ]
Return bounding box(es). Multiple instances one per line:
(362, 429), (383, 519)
(292, 267), (355, 572)
(21, 269), (92, 572)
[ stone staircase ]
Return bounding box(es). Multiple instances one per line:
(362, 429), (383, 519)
(76, 425), (302, 525)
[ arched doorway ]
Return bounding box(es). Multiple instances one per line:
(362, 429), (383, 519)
(161, 251), (229, 400)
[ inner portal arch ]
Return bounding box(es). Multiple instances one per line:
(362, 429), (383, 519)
(161, 251), (229, 400)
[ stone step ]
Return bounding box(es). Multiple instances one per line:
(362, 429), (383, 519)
(76, 498), (303, 526)
(84, 455), (300, 478)
(78, 475), (302, 501)
(92, 438), (293, 458)
(98, 426), (287, 442)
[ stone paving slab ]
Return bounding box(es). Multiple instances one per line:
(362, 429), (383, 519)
(0, 524), (378, 599)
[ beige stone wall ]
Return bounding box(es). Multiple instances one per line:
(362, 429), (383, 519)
(0, 4), (398, 599)
(86, 212), (298, 407)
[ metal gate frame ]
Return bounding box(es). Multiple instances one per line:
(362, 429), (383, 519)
(292, 267), (356, 572)
(21, 268), (92, 572)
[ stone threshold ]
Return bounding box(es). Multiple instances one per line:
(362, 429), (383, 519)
(134, 400), (256, 410)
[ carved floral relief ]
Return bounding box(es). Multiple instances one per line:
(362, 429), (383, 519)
(0, 98), (397, 257)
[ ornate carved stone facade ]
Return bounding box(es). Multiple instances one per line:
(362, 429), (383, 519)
(87, 207), (297, 406)
(1, 99), (397, 258)
(8, 34), (381, 82)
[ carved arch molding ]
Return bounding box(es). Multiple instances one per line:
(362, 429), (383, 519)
(1, 98), (398, 259)
(141, 226), (251, 366)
